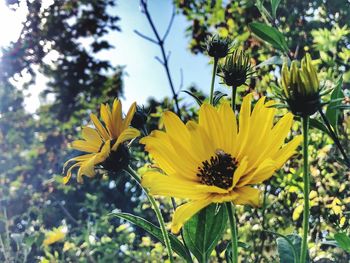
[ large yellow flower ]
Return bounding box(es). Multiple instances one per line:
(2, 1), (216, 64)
(63, 99), (140, 184)
(141, 94), (302, 233)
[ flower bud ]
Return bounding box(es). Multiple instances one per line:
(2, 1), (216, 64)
(281, 53), (321, 116)
(217, 50), (254, 87)
(206, 34), (231, 59)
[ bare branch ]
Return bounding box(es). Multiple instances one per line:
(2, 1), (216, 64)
(155, 56), (164, 65)
(178, 68), (184, 92)
(162, 5), (176, 41)
(133, 30), (158, 44)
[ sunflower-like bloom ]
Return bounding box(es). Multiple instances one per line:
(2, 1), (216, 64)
(141, 94), (302, 233)
(63, 100), (140, 184)
(281, 53), (321, 116)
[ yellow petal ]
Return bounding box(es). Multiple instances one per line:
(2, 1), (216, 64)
(199, 103), (223, 148)
(142, 171), (212, 199)
(163, 111), (190, 145)
(236, 94), (253, 158)
(273, 135), (302, 168)
(90, 113), (110, 140)
(112, 99), (123, 137)
(237, 158), (275, 187)
(171, 198), (213, 234)
(71, 140), (100, 153)
(122, 102), (137, 131)
(81, 127), (102, 147)
(233, 186), (261, 207)
(230, 156), (248, 189)
(100, 104), (113, 137)
(111, 128), (140, 151)
(217, 102), (237, 154)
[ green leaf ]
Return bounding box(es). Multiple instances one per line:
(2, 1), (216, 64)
(183, 204), (228, 262)
(110, 212), (192, 262)
(276, 234), (310, 263)
(213, 91), (227, 106)
(256, 55), (284, 68)
(326, 75), (344, 133)
(249, 22), (288, 52)
(255, 0), (273, 21)
(309, 118), (332, 137)
(270, 0), (281, 18)
(334, 233), (350, 253)
(182, 90), (203, 106)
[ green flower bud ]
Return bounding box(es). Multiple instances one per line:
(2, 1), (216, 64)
(217, 49), (254, 87)
(281, 53), (321, 116)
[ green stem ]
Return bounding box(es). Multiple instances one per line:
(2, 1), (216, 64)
(231, 86), (237, 112)
(209, 58), (219, 104)
(318, 110), (350, 167)
(226, 202), (238, 263)
(125, 166), (174, 263)
(300, 116), (310, 263)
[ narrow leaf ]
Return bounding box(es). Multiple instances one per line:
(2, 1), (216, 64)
(326, 76), (344, 133)
(270, 0), (281, 18)
(183, 204), (228, 262)
(334, 233), (350, 253)
(249, 22), (288, 52)
(309, 118), (332, 137)
(182, 90), (203, 106)
(109, 212), (192, 262)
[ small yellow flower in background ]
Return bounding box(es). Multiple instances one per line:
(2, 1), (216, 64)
(63, 99), (140, 183)
(43, 226), (67, 246)
(280, 53), (321, 116)
(141, 93), (302, 233)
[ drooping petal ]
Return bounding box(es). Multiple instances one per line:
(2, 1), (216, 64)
(233, 186), (261, 207)
(171, 198), (213, 234)
(71, 140), (100, 153)
(111, 128), (140, 151)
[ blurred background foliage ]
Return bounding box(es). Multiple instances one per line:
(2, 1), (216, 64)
(0, 0), (349, 262)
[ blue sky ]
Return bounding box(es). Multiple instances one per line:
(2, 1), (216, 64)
(0, 0), (227, 112)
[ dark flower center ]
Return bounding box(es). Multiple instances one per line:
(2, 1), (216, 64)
(197, 149), (238, 190)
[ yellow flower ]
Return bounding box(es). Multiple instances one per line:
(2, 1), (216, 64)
(280, 53), (321, 116)
(141, 93), (302, 233)
(43, 226), (67, 246)
(63, 99), (140, 183)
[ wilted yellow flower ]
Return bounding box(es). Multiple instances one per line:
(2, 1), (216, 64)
(43, 226), (67, 246)
(141, 93), (302, 233)
(63, 99), (140, 183)
(280, 53), (321, 116)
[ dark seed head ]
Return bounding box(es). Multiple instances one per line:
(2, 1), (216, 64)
(197, 149), (238, 190)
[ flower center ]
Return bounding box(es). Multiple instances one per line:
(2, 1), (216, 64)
(197, 149), (238, 190)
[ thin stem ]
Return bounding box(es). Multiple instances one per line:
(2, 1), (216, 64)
(226, 202), (238, 263)
(300, 116), (310, 263)
(209, 58), (218, 104)
(231, 86), (237, 112)
(138, 0), (181, 117)
(318, 110), (350, 167)
(125, 166), (174, 263)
